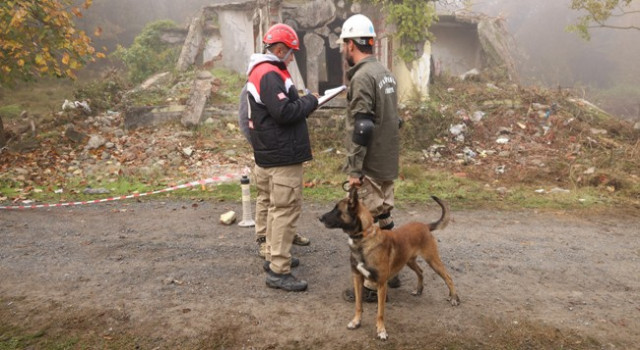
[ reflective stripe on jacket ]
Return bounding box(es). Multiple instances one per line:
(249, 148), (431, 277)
(247, 59), (317, 168)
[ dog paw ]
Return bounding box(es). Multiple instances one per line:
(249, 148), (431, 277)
(411, 290), (422, 296)
(347, 320), (360, 329)
(449, 295), (460, 306)
(377, 330), (388, 340)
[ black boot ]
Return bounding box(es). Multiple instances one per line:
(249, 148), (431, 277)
(342, 287), (388, 303)
(266, 272), (308, 292)
(387, 275), (401, 288)
(376, 212), (394, 230)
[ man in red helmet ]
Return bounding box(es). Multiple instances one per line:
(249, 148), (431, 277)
(245, 23), (318, 292)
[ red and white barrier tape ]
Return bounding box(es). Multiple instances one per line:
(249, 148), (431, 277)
(0, 174), (238, 210)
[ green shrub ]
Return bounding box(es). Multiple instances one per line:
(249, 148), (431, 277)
(113, 20), (180, 84)
(400, 99), (455, 151)
(73, 71), (130, 112)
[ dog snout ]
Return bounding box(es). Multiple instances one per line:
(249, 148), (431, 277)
(319, 210), (339, 228)
(319, 212), (332, 227)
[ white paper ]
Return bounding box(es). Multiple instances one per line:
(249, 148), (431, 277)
(317, 85), (346, 107)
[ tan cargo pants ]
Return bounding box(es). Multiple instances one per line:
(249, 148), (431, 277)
(357, 175), (395, 290)
(358, 175), (395, 226)
(254, 169), (268, 242)
(254, 163), (303, 274)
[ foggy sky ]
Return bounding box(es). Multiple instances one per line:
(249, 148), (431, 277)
(79, 0), (639, 118)
(465, 0), (640, 89)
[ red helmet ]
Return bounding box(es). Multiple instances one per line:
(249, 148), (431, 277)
(263, 23), (300, 50)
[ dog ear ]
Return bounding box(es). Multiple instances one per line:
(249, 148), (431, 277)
(348, 186), (359, 212)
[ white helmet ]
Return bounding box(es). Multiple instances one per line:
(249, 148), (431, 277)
(337, 14), (376, 44)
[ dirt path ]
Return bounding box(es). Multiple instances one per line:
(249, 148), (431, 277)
(1, 200), (639, 349)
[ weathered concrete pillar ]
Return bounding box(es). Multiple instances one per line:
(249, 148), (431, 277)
(176, 10), (205, 72)
(181, 71), (214, 128)
(304, 32), (325, 93)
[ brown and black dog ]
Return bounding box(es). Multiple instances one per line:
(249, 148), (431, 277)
(319, 187), (460, 340)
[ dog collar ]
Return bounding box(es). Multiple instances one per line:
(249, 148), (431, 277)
(349, 232), (364, 240)
(351, 225), (374, 240)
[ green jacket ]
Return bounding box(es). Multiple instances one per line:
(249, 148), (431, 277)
(345, 56), (399, 181)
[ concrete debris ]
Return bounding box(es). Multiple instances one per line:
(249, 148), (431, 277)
(220, 210), (237, 225)
(471, 111), (485, 122)
(496, 136), (510, 144)
(460, 68), (480, 81)
(181, 71), (214, 128)
(181, 147), (194, 157)
(463, 147), (477, 158)
(531, 103), (549, 111)
(590, 128), (607, 135)
(83, 187), (111, 195)
(449, 123), (467, 136)
(85, 134), (107, 150)
(139, 72), (172, 90)
(62, 99), (92, 114)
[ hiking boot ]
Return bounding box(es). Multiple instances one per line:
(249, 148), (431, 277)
(388, 275), (401, 289)
(263, 258), (299, 273)
(293, 233), (310, 246)
(342, 287), (387, 303)
(266, 272), (308, 292)
(257, 237), (266, 258)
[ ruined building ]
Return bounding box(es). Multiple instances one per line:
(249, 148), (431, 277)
(173, 1), (517, 100)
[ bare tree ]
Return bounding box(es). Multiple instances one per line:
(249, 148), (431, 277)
(569, 0), (640, 40)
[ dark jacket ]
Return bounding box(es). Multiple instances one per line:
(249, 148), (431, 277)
(246, 53), (318, 168)
(345, 56), (400, 181)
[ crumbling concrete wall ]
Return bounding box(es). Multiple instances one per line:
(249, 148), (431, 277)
(430, 14), (518, 82)
(393, 40), (432, 101)
(218, 9), (254, 74)
(477, 17), (519, 82)
(169, 1), (519, 110)
(176, 1), (269, 74)
(430, 16), (483, 78)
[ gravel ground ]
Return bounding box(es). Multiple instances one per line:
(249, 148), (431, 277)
(1, 199), (639, 349)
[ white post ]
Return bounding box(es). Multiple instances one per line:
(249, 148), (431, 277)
(238, 175), (255, 227)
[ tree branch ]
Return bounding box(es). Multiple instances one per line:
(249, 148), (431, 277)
(590, 23), (640, 31)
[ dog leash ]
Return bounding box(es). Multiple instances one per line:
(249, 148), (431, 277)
(342, 175), (365, 192)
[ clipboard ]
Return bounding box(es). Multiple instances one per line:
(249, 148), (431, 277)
(317, 85), (347, 107)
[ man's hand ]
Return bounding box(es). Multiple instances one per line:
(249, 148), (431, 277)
(304, 89), (320, 99)
(348, 176), (362, 187)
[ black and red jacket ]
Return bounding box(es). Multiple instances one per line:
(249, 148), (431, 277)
(246, 54), (318, 168)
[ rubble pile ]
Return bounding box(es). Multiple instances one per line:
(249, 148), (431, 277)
(0, 110), (250, 201)
(1, 76), (638, 203)
(410, 78), (640, 194)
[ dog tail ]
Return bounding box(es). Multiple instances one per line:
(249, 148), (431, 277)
(429, 196), (450, 232)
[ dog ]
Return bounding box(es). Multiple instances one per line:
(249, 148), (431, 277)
(319, 187), (460, 340)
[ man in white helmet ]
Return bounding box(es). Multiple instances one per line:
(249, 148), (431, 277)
(337, 14), (402, 303)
